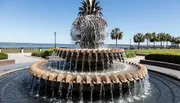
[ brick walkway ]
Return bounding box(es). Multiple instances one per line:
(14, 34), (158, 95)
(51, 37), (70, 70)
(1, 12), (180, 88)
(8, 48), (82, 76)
(0, 53), (43, 74)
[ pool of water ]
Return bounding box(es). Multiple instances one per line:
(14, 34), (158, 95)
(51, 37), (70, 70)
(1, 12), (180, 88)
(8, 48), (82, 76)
(0, 69), (180, 103)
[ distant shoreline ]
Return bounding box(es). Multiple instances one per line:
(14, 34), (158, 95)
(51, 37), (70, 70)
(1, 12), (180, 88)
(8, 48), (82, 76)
(0, 42), (133, 45)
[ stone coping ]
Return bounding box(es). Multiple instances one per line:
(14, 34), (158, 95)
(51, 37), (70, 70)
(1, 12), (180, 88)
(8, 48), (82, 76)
(55, 48), (125, 53)
(0, 59), (15, 66)
(140, 59), (180, 71)
(30, 60), (148, 85)
(0, 68), (28, 77)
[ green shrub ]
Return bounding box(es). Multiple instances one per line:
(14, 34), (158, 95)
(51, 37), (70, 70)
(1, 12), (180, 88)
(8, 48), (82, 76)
(31, 51), (43, 57)
(47, 48), (54, 56)
(145, 53), (180, 64)
(125, 52), (136, 58)
(41, 51), (50, 58)
(0, 52), (8, 60)
(41, 48), (54, 58)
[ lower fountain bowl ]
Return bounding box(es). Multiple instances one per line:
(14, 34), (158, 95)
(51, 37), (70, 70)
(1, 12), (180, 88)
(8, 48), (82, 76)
(30, 60), (148, 92)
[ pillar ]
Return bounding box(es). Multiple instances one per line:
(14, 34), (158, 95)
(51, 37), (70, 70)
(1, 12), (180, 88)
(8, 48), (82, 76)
(21, 47), (24, 53)
(39, 47), (42, 52)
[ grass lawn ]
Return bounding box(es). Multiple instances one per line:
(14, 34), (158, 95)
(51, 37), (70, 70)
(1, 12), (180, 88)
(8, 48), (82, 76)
(126, 49), (180, 55)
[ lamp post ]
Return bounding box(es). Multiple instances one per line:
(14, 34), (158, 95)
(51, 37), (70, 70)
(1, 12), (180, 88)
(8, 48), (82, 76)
(130, 39), (131, 49)
(54, 32), (56, 49)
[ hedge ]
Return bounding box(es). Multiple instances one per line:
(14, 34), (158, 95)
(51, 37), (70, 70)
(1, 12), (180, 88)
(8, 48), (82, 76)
(31, 51), (43, 57)
(41, 48), (54, 58)
(126, 49), (180, 55)
(0, 52), (8, 60)
(31, 48), (54, 58)
(125, 52), (136, 58)
(145, 53), (180, 64)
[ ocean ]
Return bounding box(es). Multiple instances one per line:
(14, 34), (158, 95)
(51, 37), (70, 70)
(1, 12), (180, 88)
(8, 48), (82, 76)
(0, 42), (131, 49)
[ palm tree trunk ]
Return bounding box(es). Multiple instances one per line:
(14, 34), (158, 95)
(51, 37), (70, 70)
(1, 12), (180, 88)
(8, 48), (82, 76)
(154, 42), (155, 48)
(166, 41), (168, 48)
(116, 38), (118, 48)
(161, 41), (162, 48)
(163, 41), (165, 48)
(138, 42), (140, 50)
(147, 39), (148, 48)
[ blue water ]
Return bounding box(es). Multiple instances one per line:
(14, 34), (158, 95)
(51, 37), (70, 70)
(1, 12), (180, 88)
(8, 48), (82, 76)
(0, 42), (131, 49)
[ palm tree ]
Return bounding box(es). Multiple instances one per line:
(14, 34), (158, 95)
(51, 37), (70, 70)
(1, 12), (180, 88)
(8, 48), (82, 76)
(145, 33), (151, 48)
(165, 34), (171, 48)
(170, 36), (176, 47)
(149, 32), (157, 47)
(78, 0), (103, 17)
(111, 28), (123, 48)
(157, 33), (166, 48)
(175, 37), (180, 48)
(133, 33), (145, 49)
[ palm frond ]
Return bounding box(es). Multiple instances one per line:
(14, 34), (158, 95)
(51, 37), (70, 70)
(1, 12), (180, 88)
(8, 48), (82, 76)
(78, 0), (102, 17)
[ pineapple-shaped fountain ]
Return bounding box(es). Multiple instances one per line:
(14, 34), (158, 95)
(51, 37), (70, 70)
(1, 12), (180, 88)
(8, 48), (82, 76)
(30, 0), (148, 102)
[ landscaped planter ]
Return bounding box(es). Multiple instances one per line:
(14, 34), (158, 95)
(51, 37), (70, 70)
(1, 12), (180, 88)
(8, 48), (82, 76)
(0, 59), (15, 66)
(140, 59), (180, 71)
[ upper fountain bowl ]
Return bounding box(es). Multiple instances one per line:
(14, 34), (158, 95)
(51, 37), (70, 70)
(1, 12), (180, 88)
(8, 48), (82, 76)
(54, 48), (125, 63)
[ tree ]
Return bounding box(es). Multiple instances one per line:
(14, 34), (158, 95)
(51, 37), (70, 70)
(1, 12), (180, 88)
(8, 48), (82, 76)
(165, 34), (171, 48)
(170, 36), (176, 47)
(175, 37), (180, 48)
(111, 28), (123, 48)
(133, 33), (145, 49)
(157, 33), (166, 48)
(149, 32), (157, 47)
(145, 33), (152, 48)
(78, 0), (103, 17)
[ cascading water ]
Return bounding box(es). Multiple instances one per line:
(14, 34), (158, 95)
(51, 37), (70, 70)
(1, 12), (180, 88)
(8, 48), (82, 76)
(58, 82), (63, 98)
(82, 52), (85, 72)
(90, 84), (94, 102)
(88, 53), (92, 72)
(69, 52), (74, 71)
(79, 83), (83, 102)
(67, 83), (73, 102)
(74, 52), (79, 72)
(95, 53), (98, 72)
(110, 83), (114, 102)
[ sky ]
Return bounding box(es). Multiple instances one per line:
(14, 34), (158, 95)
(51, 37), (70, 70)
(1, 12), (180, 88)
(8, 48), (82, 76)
(0, 0), (180, 44)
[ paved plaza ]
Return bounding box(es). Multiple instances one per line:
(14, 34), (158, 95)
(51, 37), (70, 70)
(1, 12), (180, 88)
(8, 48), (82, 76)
(0, 53), (43, 74)
(0, 54), (180, 79)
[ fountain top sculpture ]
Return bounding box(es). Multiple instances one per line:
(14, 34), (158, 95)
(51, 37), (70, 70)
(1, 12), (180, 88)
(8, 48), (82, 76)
(71, 0), (108, 49)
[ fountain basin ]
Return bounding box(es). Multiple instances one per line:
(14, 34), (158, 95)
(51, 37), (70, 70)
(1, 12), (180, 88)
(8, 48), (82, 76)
(30, 60), (148, 91)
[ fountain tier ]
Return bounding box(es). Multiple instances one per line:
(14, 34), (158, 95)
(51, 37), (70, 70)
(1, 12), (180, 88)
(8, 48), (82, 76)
(30, 48), (148, 91)
(52, 48), (127, 72)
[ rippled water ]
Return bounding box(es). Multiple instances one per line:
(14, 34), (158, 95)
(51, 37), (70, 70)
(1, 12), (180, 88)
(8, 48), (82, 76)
(0, 70), (180, 103)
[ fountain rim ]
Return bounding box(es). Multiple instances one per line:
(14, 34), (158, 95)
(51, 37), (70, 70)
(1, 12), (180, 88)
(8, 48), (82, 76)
(29, 60), (148, 84)
(54, 48), (125, 53)
(0, 68), (28, 77)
